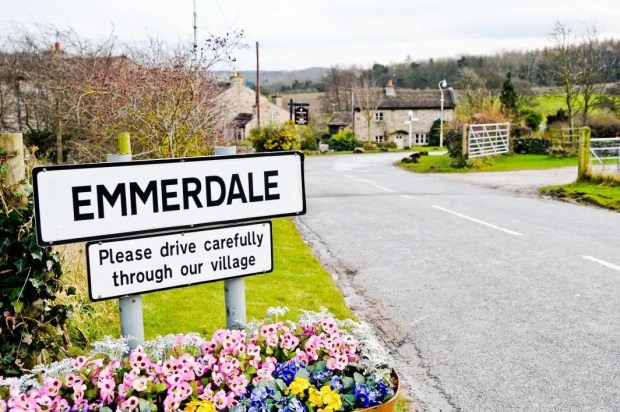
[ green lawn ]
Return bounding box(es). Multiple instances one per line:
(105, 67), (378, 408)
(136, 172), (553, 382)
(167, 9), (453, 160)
(141, 218), (354, 339)
(397, 153), (578, 173)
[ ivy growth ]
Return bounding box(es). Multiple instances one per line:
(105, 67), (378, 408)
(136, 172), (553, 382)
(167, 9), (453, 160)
(0, 148), (74, 376)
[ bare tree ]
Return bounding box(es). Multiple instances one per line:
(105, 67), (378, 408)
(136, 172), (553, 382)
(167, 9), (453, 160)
(353, 73), (384, 142)
(320, 66), (358, 113)
(546, 22), (581, 130)
(577, 26), (614, 125)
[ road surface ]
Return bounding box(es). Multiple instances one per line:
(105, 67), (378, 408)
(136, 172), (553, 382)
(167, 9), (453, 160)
(296, 153), (620, 412)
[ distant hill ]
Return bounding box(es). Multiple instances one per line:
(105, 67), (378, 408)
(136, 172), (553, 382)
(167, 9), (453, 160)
(214, 67), (329, 86)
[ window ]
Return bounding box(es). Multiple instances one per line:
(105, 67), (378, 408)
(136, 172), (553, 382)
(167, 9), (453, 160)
(434, 111), (441, 120)
(374, 135), (384, 143)
(409, 111), (418, 120)
(270, 112), (277, 121)
(415, 133), (428, 145)
(374, 112), (384, 122)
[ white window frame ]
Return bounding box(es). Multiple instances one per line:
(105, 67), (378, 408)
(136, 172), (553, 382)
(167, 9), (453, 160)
(374, 112), (384, 122)
(374, 135), (384, 143)
(270, 112), (277, 121)
(434, 111), (441, 120)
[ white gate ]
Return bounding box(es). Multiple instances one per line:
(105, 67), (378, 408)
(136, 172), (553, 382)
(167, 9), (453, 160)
(590, 137), (620, 174)
(468, 123), (510, 158)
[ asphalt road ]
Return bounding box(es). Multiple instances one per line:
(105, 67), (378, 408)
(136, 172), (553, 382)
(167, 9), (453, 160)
(296, 153), (620, 412)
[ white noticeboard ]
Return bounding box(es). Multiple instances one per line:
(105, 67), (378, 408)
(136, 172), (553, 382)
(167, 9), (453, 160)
(86, 222), (273, 301)
(33, 151), (305, 246)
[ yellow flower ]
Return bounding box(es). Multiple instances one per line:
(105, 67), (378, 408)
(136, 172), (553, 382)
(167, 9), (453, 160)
(289, 377), (310, 395)
(184, 400), (217, 412)
(320, 385), (342, 410)
(308, 386), (324, 408)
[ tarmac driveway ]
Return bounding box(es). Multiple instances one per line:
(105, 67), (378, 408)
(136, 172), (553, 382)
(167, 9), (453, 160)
(431, 166), (577, 195)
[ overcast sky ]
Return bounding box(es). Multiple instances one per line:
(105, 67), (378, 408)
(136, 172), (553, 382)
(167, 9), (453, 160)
(2, 0), (620, 71)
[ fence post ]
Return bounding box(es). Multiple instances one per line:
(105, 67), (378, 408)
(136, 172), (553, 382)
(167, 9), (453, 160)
(577, 127), (591, 182)
(107, 132), (145, 350)
(461, 124), (468, 159)
(0, 132), (28, 207)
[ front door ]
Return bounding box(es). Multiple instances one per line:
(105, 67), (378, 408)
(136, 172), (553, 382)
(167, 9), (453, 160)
(394, 135), (404, 149)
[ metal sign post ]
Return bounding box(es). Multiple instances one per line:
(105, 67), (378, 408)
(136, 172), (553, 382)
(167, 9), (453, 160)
(215, 146), (246, 329)
(107, 133), (144, 349)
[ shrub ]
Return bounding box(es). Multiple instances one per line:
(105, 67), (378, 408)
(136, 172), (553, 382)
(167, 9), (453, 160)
(445, 130), (468, 167)
(547, 108), (568, 125)
(513, 137), (552, 154)
(329, 130), (361, 151)
(519, 108), (543, 131)
(376, 141), (397, 150)
(587, 111), (620, 138)
(249, 121), (300, 152)
(0, 201), (74, 376)
(428, 119), (441, 146)
(362, 142), (377, 151)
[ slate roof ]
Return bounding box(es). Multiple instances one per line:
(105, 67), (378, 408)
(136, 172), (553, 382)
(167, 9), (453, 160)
(371, 88), (457, 110)
(328, 112), (353, 126)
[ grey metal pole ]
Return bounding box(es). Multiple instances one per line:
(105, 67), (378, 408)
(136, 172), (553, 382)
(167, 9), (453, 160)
(214, 146), (246, 329)
(107, 133), (144, 349)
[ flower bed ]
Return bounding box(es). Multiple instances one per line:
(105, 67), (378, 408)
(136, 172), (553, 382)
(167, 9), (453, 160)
(0, 309), (397, 412)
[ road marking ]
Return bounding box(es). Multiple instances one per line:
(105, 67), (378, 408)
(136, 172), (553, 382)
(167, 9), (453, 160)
(582, 256), (620, 272)
(371, 184), (395, 193)
(432, 205), (523, 236)
(401, 195), (414, 200)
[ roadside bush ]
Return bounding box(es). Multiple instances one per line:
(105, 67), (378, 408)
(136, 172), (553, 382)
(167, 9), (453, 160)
(249, 121), (300, 152)
(0, 151), (75, 376)
(362, 142), (378, 151)
(513, 137), (552, 154)
(587, 111), (620, 138)
(329, 130), (361, 151)
(428, 119), (441, 146)
(548, 145), (578, 158)
(444, 127), (468, 168)
(519, 107), (543, 131)
(547, 108), (568, 125)
(376, 141), (397, 150)
(298, 125), (319, 151)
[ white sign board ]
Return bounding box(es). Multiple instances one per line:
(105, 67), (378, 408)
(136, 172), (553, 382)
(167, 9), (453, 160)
(86, 222), (272, 301)
(33, 151), (305, 245)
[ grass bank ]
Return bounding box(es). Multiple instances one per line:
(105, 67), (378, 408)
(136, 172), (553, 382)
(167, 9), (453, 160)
(397, 153), (578, 173)
(541, 179), (620, 212)
(60, 218), (354, 343)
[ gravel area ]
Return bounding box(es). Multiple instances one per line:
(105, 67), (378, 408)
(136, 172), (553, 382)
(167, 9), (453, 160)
(432, 166), (577, 195)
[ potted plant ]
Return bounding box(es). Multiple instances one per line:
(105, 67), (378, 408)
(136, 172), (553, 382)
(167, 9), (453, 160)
(0, 308), (398, 412)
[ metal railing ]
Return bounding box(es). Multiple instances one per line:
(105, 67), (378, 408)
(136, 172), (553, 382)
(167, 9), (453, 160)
(590, 137), (620, 174)
(468, 123), (510, 158)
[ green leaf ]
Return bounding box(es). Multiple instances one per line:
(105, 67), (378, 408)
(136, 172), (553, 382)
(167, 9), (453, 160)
(342, 376), (354, 391)
(276, 379), (288, 393)
(31, 250), (43, 260)
(353, 372), (366, 385)
(342, 394), (357, 406)
(315, 361), (327, 371)
(296, 368), (310, 380)
(66, 286), (76, 296)
(11, 299), (24, 314)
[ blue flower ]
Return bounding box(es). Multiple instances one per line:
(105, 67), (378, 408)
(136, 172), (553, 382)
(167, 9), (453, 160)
(353, 383), (369, 395)
(283, 398), (306, 412)
(312, 370), (332, 386)
(251, 387), (268, 402)
(356, 392), (371, 408)
(330, 376), (343, 392)
(275, 360), (302, 385)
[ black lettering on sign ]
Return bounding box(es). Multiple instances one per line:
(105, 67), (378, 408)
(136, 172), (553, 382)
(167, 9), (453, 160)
(72, 186), (94, 221)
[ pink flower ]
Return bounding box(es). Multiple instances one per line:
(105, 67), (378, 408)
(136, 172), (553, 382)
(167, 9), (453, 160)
(132, 377), (149, 392)
(120, 396), (140, 411)
(212, 389), (229, 409)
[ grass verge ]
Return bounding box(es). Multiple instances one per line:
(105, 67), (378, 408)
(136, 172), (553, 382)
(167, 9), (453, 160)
(540, 180), (620, 212)
(397, 153), (578, 173)
(59, 218), (354, 344)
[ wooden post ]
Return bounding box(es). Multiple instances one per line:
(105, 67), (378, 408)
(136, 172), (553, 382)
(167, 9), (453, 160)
(577, 126), (591, 182)
(462, 124), (468, 159)
(0, 132), (28, 207)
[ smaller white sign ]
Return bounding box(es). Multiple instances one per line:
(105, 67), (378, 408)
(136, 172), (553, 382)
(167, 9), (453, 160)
(86, 222), (272, 301)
